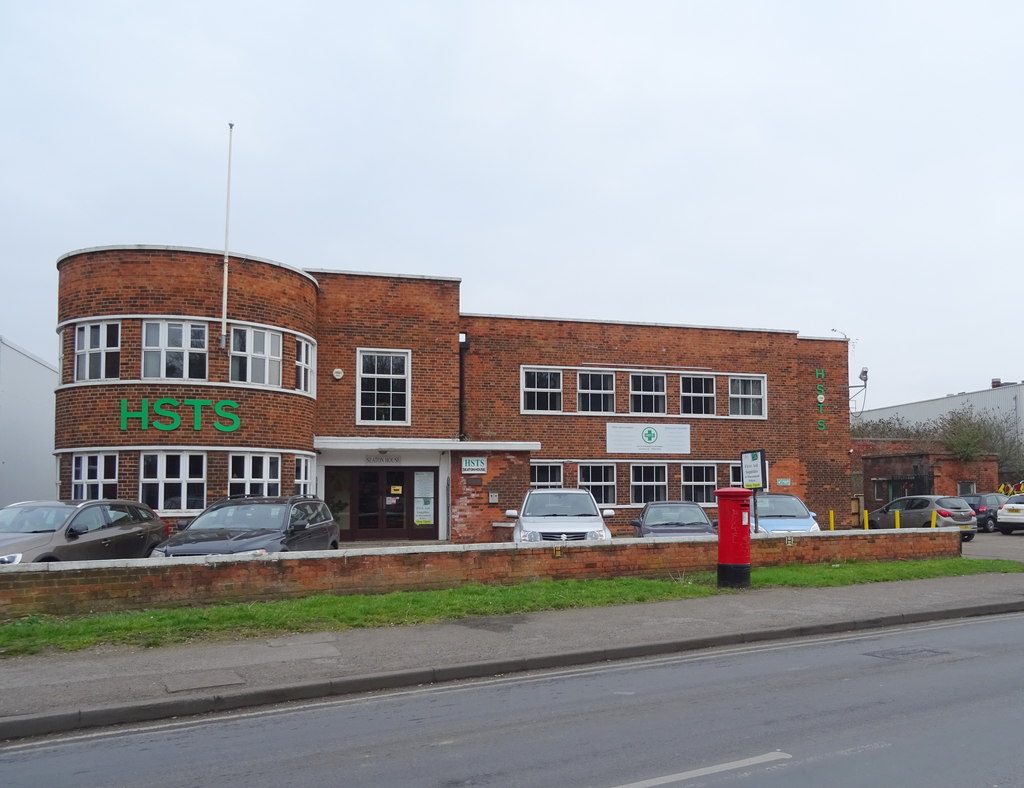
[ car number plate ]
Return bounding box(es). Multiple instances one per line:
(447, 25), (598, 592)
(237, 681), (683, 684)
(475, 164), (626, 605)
(1008, 507), (1022, 514)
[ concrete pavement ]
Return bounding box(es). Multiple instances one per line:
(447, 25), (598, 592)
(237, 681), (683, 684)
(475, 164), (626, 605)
(2, 558), (1024, 742)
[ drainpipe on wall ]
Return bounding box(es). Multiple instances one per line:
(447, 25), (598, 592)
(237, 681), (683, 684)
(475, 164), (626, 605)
(458, 333), (469, 440)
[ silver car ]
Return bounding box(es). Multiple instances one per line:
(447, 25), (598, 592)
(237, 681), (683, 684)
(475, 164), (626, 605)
(505, 488), (614, 542)
(868, 495), (977, 542)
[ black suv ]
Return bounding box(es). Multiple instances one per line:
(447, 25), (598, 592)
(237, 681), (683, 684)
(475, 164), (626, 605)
(959, 493), (1008, 533)
(152, 495), (341, 557)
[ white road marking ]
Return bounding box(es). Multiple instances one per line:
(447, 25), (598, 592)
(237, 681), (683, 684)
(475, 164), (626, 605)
(610, 751), (792, 787)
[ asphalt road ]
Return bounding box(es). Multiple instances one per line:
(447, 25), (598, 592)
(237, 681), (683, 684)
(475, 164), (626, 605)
(962, 529), (1024, 561)
(3, 613), (1023, 788)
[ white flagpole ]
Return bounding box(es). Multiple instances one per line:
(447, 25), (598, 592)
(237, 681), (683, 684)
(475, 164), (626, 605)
(220, 122), (235, 349)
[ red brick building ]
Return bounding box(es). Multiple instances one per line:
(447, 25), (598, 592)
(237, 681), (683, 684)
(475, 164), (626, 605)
(852, 438), (999, 512)
(55, 245), (852, 542)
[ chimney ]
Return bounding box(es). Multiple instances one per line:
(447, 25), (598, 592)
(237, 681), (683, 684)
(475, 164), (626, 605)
(992, 378), (1002, 388)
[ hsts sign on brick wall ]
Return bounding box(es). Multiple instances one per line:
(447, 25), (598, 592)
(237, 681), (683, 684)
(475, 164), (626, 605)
(118, 398), (240, 432)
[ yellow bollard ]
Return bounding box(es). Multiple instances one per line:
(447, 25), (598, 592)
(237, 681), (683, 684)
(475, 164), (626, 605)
(931, 510), (937, 528)
(895, 510), (901, 529)
(829, 511), (834, 531)
(863, 510), (869, 529)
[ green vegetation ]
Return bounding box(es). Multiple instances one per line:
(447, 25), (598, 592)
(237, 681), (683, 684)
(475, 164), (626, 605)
(1, 558), (1020, 657)
(852, 404), (1024, 474)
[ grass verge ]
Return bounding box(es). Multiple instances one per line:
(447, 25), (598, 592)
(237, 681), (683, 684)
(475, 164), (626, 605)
(1, 558), (1020, 657)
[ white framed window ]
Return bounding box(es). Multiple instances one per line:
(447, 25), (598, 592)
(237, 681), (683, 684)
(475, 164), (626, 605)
(74, 322), (121, 381)
(523, 369), (562, 412)
(681, 376), (715, 415)
(230, 327), (283, 386)
(630, 374), (666, 414)
(357, 349), (411, 424)
(72, 453), (118, 499)
(143, 321), (208, 380)
(295, 339), (314, 393)
(682, 464), (717, 504)
(631, 464), (667, 504)
(577, 372), (615, 413)
(229, 453), (281, 497)
(140, 452), (206, 511)
(295, 456), (312, 495)
(729, 376), (765, 417)
(579, 463), (616, 504)
(957, 480), (977, 496)
(530, 463), (563, 488)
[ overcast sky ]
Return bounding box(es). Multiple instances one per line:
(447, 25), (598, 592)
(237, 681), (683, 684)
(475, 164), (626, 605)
(3, 1), (1021, 410)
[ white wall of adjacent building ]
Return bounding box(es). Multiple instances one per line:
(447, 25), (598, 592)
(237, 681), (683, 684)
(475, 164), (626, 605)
(0, 336), (58, 506)
(854, 381), (1024, 443)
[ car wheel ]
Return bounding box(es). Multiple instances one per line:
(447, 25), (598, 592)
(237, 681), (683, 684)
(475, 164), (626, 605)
(330, 541), (339, 550)
(999, 526), (1015, 535)
(983, 519), (997, 533)
(962, 533), (975, 542)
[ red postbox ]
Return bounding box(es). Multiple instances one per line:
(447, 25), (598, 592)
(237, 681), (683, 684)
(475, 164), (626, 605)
(714, 486), (752, 588)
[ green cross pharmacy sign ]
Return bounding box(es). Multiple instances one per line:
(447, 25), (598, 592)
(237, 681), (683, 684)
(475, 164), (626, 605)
(605, 423), (691, 454)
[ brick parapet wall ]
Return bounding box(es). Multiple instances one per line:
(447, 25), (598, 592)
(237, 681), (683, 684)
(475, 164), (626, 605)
(0, 530), (960, 619)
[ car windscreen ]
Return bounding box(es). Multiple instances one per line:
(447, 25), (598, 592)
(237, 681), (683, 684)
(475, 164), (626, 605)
(937, 497), (971, 510)
(644, 505), (709, 526)
(187, 504), (288, 531)
(0, 505), (71, 533)
(523, 494), (599, 517)
(1008, 495), (1024, 504)
(754, 496), (809, 518)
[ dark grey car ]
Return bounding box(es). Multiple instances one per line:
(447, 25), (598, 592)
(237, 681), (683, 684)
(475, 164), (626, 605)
(0, 499), (169, 564)
(153, 495), (341, 557)
(960, 493), (1008, 533)
(631, 501), (716, 537)
(868, 495), (978, 541)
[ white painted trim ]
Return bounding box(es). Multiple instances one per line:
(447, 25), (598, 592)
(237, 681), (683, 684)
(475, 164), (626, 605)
(55, 445), (316, 456)
(314, 436), (541, 451)
(55, 379), (316, 400)
(56, 314), (317, 346)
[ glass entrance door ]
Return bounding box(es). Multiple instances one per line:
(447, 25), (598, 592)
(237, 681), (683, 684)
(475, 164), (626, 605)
(356, 470), (406, 535)
(328, 466), (438, 541)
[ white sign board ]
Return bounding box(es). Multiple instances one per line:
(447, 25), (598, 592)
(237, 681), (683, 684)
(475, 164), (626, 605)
(740, 449), (767, 489)
(606, 423), (691, 454)
(414, 471), (434, 525)
(461, 457), (487, 474)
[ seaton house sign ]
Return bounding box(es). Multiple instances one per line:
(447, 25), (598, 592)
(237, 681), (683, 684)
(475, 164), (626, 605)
(119, 398), (240, 432)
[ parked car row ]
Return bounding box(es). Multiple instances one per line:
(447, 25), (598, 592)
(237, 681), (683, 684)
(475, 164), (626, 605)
(0, 495), (341, 565)
(4, 486), (1007, 566)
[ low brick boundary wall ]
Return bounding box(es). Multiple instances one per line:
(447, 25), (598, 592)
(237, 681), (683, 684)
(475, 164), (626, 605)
(0, 529), (961, 619)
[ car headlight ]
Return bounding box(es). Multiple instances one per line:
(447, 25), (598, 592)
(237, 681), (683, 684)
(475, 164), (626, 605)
(0, 553), (23, 565)
(809, 523), (820, 532)
(586, 530), (608, 540)
(232, 548), (269, 556)
(150, 548), (167, 557)
(520, 530), (541, 542)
